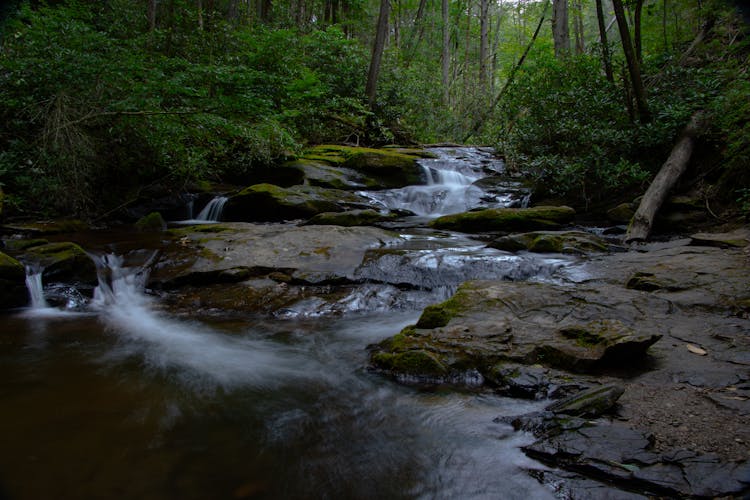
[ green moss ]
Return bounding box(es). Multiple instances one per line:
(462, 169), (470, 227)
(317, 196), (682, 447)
(0, 251), (24, 275)
(135, 212), (166, 232)
(529, 235), (564, 253)
(415, 285), (477, 328)
(560, 327), (604, 348)
(372, 350), (448, 376)
(430, 206), (576, 233)
(2, 238), (49, 252)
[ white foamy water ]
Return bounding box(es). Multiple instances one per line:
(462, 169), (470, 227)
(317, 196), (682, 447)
(91, 254), (320, 389)
(24, 266), (49, 309)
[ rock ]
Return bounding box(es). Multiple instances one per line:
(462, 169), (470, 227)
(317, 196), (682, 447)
(135, 212), (166, 232)
(429, 206), (576, 233)
(489, 230), (608, 254)
(545, 383), (625, 417)
(19, 241), (97, 285)
(369, 281), (663, 382)
(222, 183), (369, 222)
(303, 145), (428, 189)
(485, 363), (552, 399)
(689, 228), (750, 248)
(304, 209), (398, 227)
(607, 202), (636, 223)
(152, 222), (400, 289)
(1, 238), (49, 252)
(284, 159), (374, 190)
(0, 251), (27, 309)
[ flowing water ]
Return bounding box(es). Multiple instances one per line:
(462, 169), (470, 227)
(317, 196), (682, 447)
(0, 148), (578, 499)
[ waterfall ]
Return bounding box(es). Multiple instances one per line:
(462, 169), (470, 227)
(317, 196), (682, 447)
(24, 266), (49, 309)
(195, 196), (228, 222)
(90, 253), (318, 389)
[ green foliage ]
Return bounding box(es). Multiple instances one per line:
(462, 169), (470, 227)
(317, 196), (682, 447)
(0, 2), (368, 216)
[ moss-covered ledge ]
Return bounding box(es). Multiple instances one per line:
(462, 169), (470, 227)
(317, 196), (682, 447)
(429, 206), (576, 233)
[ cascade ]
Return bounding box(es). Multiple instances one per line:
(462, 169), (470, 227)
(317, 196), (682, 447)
(24, 265), (49, 309)
(195, 196), (228, 222)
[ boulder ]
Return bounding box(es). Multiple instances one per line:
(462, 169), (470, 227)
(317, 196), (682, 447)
(284, 159), (374, 190)
(429, 206), (575, 233)
(607, 202), (636, 223)
(152, 222), (400, 289)
(369, 281), (663, 383)
(19, 242), (97, 285)
(302, 145), (429, 189)
(489, 230), (608, 254)
(222, 184), (369, 222)
(689, 228), (750, 248)
(135, 212), (167, 232)
(0, 251), (27, 309)
(304, 209), (398, 227)
(545, 383), (625, 417)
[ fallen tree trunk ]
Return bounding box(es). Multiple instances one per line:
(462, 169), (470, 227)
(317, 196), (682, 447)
(625, 111), (707, 243)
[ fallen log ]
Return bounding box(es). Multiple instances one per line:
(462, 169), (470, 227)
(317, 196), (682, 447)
(625, 111), (707, 242)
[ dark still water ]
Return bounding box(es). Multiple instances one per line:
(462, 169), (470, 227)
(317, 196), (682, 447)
(0, 301), (553, 499)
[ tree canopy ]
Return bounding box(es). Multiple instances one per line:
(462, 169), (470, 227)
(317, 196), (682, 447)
(0, 0), (747, 217)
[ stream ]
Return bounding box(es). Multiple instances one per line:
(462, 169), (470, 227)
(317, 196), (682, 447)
(0, 148), (585, 499)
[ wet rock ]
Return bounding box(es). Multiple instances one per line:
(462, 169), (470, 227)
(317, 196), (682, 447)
(489, 230), (608, 254)
(522, 419), (750, 498)
(369, 281), (663, 382)
(152, 222), (399, 290)
(302, 145), (428, 189)
(0, 251), (27, 309)
(545, 383), (625, 417)
(304, 209), (398, 227)
(529, 469), (649, 500)
(429, 206), (575, 233)
(689, 228), (750, 248)
(284, 159), (373, 190)
(1, 238), (49, 252)
(19, 241), (97, 285)
(222, 183), (369, 222)
(485, 363), (551, 398)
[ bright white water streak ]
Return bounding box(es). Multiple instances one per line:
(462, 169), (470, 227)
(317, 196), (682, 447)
(90, 254), (322, 390)
(195, 195), (228, 221)
(24, 266), (48, 309)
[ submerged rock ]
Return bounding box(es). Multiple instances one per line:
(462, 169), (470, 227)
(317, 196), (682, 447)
(0, 251), (27, 309)
(222, 183), (369, 222)
(489, 230), (608, 254)
(429, 205), (575, 233)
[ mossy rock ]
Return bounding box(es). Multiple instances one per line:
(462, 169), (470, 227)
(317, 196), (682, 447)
(135, 212), (167, 232)
(489, 231), (607, 254)
(20, 242), (97, 285)
(371, 349), (448, 377)
(626, 271), (688, 292)
(284, 159), (374, 190)
(0, 251), (27, 309)
(430, 206), (576, 233)
(1, 238), (49, 252)
(305, 209), (397, 227)
(223, 183), (367, 222)
(607, 203), (635, 223)
(303, 145), (426, 189)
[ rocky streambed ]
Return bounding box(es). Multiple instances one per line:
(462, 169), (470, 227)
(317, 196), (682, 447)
(0, 146), (748, 498)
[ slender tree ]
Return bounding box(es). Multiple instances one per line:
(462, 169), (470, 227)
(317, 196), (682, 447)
(552, 0), (570, 57)
(595, 0), (614, 81)
(479, 0), (489, 84)
(442, 0), (450, 105)
(612, 0), (650, 122)
(148, 0), (158, 30)
(366, 0), (390, 108)
(634, 0), (644, 63)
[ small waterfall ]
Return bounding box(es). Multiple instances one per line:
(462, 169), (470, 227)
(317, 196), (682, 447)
(24, 266), (49, 309)
(195, 196), (228, 222)
(90, 253), (319, 389)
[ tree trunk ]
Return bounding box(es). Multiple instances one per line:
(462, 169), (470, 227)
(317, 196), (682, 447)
(573, 0), (584, 54)
(479, 0), (489, 84)
(634, 0), (643, 64)
(595, 0), (613, 82)
(611, 0), (650, 122)
(365, 0), (390, 108)
(148, 0), (158, 30)
(552, 0), (570, 58)
(442, 0), (450, 105)
(625, 112), (706, 242)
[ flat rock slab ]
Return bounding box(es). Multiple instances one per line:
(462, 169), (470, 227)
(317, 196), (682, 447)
(151, 222), (399, 287)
